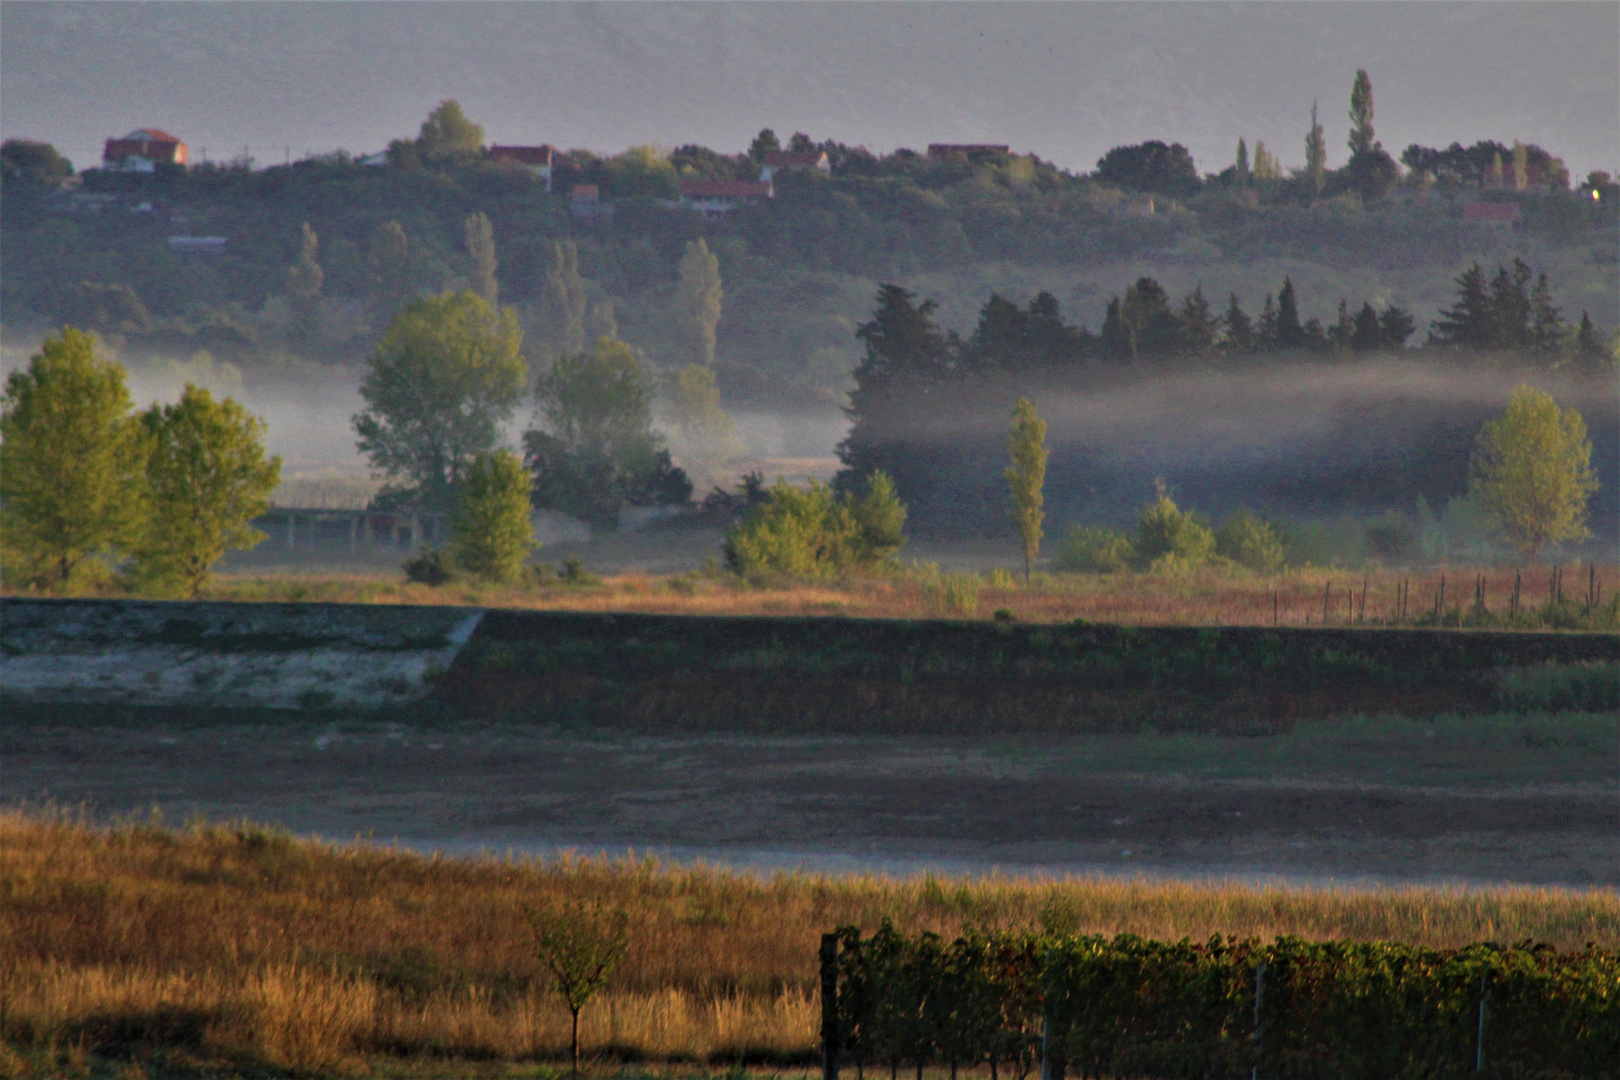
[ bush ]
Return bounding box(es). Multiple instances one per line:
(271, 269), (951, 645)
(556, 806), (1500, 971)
(449, 449), (534, 584)
(1133, 480), (1214, 572)
(1364, 512), (1418, 562)
(1056, 525), (1133, 573)
(403, 546), (457, 585)
(723, 471), (906, 578)
(1214, 510), (1285, 573)
(921, 572), (981, 617)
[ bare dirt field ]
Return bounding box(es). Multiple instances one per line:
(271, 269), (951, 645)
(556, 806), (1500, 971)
(7, 713), (1616, 888)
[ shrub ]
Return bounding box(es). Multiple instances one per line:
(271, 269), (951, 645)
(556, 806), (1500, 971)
(1055, 525), (1133, 573)
(1214, 510), (1285, 573)
(403, 546), (457, 585)
(1132, 480), (1214, 572)
(448, 449), (534, 584)
(922, 572), (981, 617)
(723, 472), (906, 578)
(1363, 512), (1418, 562)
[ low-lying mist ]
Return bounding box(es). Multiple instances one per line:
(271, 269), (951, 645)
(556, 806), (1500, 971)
(856, 358), (1617, 540)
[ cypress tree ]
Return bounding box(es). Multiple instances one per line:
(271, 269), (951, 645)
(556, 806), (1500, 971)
(1275, 277), (1305, 348)
(1235, 138), (1250, 185)
(1223, 294), (1254, 352)
(1178, 286), (1220, 355)
(1348, 70), (1375, 157)
(1529, 273), (1565, 356)
(1100, 297), (1134, 361)
(1305, 101), (1327, 193)
(1257, 294), (1279, 349)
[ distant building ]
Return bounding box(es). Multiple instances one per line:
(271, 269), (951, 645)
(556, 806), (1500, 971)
(103, 129), (188, 171)
(569, 184), (614, 224)
(1461, 203), (1522, 230)
(1112, 195), (1157, 219)
(677, 179), (773, 220)
(759, 149), (830, 182)
(490, 144), (555, 191)
(926, 143), (1010, 160)
(356, 151), (389, 167)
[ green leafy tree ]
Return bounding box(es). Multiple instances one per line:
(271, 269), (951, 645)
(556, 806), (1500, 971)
(674, 239), (723, 367)
(448, 449), (533, 583)
(286, 222), (323, 339)
(60, 282), (150, 337)
(1348, 70), (1375, 157)
(463, 211), (498, 306)
(354, 291), (527, 510)
(664, 363), (742, 479)
(416, 99), (484, 162)
(1234, 138), (1250, 185)
(524, 901), (630, 1076)
(1133, 479), (1215, 573)
(1305, 100), (1327, 192)
(1005, 397), (1048, 583)
(1055, 525), (1132, 574)
(1469, 386), (1597, 563)
(134, 385), (281, 596)
(537, 241), (587, 355)
(606, 145), (679, 199)
(1, 138), (73, 183)
(748, 128), (781, 162)
(366, 221), (412, 320)
(722, 472), (905, 577)
(0, 329), (148, 589)
(1214, 510), (1285, 573)
(1252, 141), (1280, 182)
(525, 337), (690, 527)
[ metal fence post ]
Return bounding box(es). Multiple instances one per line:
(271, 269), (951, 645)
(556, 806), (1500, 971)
(1475, 974), (1488, 1073)
(821, 933), (840, 1080)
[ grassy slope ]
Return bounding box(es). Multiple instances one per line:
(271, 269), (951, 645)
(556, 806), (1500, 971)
(4, 812), (1617, 1077)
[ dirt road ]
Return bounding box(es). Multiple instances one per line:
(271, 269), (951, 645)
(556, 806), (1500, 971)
(6, 718), (1615, 887)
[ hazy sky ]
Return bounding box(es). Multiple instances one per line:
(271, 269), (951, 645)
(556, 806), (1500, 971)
(3, 2), (1617, 181)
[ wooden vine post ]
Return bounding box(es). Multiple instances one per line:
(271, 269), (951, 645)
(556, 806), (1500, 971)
(821, 933), (840, 1080)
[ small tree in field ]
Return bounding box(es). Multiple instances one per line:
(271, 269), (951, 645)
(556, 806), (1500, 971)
(525, 900), (630, 1075)
(448, 449), (533, 583)
(136, 384), (282, 596)
(0, 328), (148, 589)
(1471, 385), (1597, 563)
(1005, 397), (1048, 583)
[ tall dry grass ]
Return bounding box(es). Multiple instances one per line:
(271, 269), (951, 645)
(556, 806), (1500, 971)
(3, 810), (1617, 1073)
(72, 562), (1614, 628)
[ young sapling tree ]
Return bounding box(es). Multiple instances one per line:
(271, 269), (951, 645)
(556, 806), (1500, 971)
(525, 900), (630, 1075)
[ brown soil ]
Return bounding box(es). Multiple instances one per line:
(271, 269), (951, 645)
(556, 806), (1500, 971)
(6, 723), (1615, 888)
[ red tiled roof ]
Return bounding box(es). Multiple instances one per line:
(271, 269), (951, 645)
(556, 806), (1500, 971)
(1462, 203), (1522, 222)
(680, 180), (772, 198)
(125, 128), (181, 143)
(490, 145), (554, 165)
(763, 150), (824, 168)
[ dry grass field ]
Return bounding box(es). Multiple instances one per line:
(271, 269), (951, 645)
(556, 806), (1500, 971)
(3, 811), (1617, 1078)
(75, 562), (1618, 629)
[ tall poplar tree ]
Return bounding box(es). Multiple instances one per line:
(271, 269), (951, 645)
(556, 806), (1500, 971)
(674, 239), (723, 367)
(1305, 100), (1327, 192)
(1348, 70), (1375, 157)
(1005, 397), (1048, 583)
(539, 241), (587, 355)
(366, 221), (412, 320)
(464, 211), (498, 306)
(286, 222), (323, 341)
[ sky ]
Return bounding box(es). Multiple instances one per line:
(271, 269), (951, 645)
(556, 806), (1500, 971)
(2, 2), (1617, 181)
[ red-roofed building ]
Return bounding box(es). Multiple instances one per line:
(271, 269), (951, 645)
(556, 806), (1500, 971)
(926, 143), (1010, 159)
(103, 129), (188, 172)
(1461, 203), (1522, 230)
(760, 149), (830, 182)
(490, 144), (555, 190)
(678, 179), (773, 219)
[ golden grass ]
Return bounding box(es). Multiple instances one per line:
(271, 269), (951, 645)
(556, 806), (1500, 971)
(48, 562), (1607, 628)
(3, 810), (1617, 1074)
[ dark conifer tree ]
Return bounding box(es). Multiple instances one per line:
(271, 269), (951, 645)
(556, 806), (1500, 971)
(1178, 286), (1221, 355)
(1431, 263), (1493, 348)
(1488, 259), (1534, 350)
(1121, 277), (1181, 357)
(1099, 297), (1134, 362)
(1223, 294), (1254, 352)
(1379, 306), (1416, 349)
(1349, 302), (1383, 351)
(1275, 277), (1305, 349)
(1257, 294), (1279, 349)
(1329, 299), (1355, 350)
(1529, 273), (1565, 356)
(1576, 311), (1605, 361)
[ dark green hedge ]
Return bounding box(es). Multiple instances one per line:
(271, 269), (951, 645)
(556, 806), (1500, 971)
(828, 923), (1618, 1079)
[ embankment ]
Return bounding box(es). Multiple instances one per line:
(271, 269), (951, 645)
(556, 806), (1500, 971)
(4, 598), (1615, 732)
